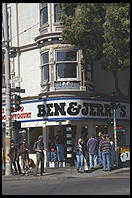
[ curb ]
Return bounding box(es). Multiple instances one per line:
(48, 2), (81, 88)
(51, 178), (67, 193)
(2, 167), (130, 179)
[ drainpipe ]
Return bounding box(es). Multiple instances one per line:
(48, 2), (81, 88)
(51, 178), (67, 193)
(16, 3), (20, 88)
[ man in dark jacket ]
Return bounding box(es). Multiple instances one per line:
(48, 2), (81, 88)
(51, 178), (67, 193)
(8, 139), (18, 175)
(96, 131), (103, 166)
(19, 138), (29, 176)
(87, 135), (98, 169)
(33, 136), (45, 176)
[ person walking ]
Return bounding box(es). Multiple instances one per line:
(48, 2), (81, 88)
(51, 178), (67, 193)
(74, 137), (84, 173)
(96, 131), (103, 166)
(100, 134), (111, 171)
(8, 139), (18, 175)
(33, 136), (45, 176)
(19, 138), (29, 176)
(87, 135), (98, 169)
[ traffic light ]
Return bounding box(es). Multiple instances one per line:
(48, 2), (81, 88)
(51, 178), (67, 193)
(15, 95), (21, 111)
(109, 92), (116, 110)
(107, 118), (114, 126)
(13, 120), (21, 130)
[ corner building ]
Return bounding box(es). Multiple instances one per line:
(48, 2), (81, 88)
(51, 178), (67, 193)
(2, 3), (130, 167)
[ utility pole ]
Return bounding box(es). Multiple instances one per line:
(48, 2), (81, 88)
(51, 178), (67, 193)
(3, 3), (12, 175)
(109, 92), (119, 168)
(113, 108), (119, 168)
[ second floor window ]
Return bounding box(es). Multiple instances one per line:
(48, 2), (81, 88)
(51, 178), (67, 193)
(40, 3), (48, 26)
(56, 50), (78, 80)
(41, 52), (49, 82)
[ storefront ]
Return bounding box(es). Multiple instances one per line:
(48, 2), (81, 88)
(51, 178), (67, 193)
(2, 97), (130, 167)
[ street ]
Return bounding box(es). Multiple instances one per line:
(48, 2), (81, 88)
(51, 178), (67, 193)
(2, 167), (130, 195)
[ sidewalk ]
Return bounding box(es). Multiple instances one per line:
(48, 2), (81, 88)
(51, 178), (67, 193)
(2, 166), (130, 179)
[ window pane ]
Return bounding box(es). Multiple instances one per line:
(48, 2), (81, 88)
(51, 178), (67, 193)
(42, 64), (49, 81)
(54, 4), (62, 23)
(57, 51), (76, 61)
(57, 63), (77, 78)
(42, 52), (49, 64)
(41, 6), (48, 25)
(41, 3), (47, 7)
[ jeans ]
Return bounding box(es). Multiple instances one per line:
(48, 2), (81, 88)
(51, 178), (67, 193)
(76, 151), (84, 172)
(51, 152), (56, 162)
(102, 151), (110, 170)
(56, 144), (64, 161)
(98, 149), (102, 165)
(47, 151), (51, 162)
(89, 154), (97, 169)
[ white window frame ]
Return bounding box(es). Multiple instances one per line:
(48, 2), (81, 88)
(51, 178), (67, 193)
(54, 3), (62, 24)
(55, 49), (79, 81)
(41, 51), (49, 83)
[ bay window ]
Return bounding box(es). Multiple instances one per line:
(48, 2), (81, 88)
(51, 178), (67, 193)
(56, 50), (78, 80)
(41, 52), (49, 82)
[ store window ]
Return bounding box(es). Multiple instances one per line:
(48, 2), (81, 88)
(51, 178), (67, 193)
(40, 3), (48, 26)
(96, 125), (108, 135)
(54, 3), (62, 23)
(56, 50), (78, 80)
(116, 125), (126, 146)
(41, 52), (49, 82)
(81, 126), (88, 139)
(29, 127), (42, 153)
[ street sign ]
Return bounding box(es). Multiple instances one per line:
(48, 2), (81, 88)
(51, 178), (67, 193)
(2, 87), (25, 93)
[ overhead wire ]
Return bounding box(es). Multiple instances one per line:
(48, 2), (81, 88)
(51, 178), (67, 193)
(8, 3), (73, 41)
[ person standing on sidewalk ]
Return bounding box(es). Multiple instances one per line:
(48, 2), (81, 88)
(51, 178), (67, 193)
(55, 132), (64, 167)
(96, 131), (103, 167)
(15, 142), (22, 175)
(100, 134), (111, 171)
(19, 138), (29, 176)
(33, 136), (45, 176)
(50, 141), (57, 163)
(87, 135), (98, 170)
(8, 139), (18, 175)
(74, 137), (84, 173)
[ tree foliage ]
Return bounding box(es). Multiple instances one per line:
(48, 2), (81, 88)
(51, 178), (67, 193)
(59, 3), (105, 64)
(103, 3), (130, 72)
(59, 3), (130, 99)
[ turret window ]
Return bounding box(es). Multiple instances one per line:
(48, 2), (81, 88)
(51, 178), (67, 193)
(54, 3), (62, 23)
(40, 3), (48, 26)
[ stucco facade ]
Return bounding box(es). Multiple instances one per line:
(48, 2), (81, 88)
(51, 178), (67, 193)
(2, 3), (130, 167)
